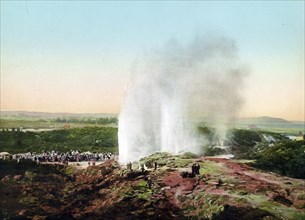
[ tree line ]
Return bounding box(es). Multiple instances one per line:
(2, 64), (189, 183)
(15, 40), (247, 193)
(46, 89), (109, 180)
(52, 117), (118, 125)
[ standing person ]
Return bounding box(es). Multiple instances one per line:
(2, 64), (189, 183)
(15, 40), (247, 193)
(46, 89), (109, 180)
(127, 162), (132, 171)
(147, 177), (152, 189)
(191, 163), (196, 175)
(196, 163), (201, 175)
(194, 163), (200, 175)
(154, 161), (158, 171)
(141, 164), (145, 172)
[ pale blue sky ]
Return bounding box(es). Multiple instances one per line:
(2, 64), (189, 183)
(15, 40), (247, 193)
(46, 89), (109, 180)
(1, 1), (304, 120)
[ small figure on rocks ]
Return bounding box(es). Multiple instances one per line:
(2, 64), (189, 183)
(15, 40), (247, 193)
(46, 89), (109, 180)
(191, 163), (200, 175)
(141, 163), (145, 172)
(195, 163), (200, 175)
(154, 161), (158, 171)
(216, 178), (223, 188)
(127, 161), (132, 171)
(147, 177), (152, 189)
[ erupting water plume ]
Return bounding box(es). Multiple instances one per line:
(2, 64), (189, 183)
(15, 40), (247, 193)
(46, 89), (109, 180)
(119, 35), (247, 163)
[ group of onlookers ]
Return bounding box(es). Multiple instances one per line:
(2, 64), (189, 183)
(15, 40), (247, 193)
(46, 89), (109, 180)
(11, 150), (114, 164)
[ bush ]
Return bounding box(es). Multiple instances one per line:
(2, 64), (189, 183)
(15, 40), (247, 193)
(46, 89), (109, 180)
(180, 152), (198, 159)
(229, 129), (261, 147)
(204, 146), (227, 156)
(255, 140), (305, 179)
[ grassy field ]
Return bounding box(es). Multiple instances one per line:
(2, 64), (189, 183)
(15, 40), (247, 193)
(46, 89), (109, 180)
(0, 119), (117, 129)
(0, 119), (54, 129)
(234, 123), (304, 135)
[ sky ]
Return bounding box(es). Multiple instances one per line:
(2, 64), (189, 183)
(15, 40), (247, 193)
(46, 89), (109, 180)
(1, 1), (304, 121)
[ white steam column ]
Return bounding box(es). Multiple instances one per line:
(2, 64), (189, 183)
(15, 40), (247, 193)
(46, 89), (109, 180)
(118, 35), (247, 163)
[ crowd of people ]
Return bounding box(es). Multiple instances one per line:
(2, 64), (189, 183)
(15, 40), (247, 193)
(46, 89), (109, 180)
(12, 150), (115, 164)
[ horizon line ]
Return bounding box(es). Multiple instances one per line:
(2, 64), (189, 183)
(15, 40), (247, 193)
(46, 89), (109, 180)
(1, 110), (304, 122)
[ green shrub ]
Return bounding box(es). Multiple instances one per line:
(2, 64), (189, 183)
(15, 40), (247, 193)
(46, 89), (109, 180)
(255, 140), (305, 179)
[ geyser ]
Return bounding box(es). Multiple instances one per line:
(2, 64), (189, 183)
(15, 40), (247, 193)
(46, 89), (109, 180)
(119, 35), (247, 163)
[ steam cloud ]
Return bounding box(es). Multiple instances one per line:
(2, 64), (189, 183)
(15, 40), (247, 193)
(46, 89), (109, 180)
(119, 35), (247, 163)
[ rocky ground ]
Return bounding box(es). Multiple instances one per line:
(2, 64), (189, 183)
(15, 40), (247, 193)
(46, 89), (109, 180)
(1, 153), (305, 219)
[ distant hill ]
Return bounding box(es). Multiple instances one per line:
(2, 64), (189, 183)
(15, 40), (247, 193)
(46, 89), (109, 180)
(238, 116), (291, 124)
(0, 111), (118, 119)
